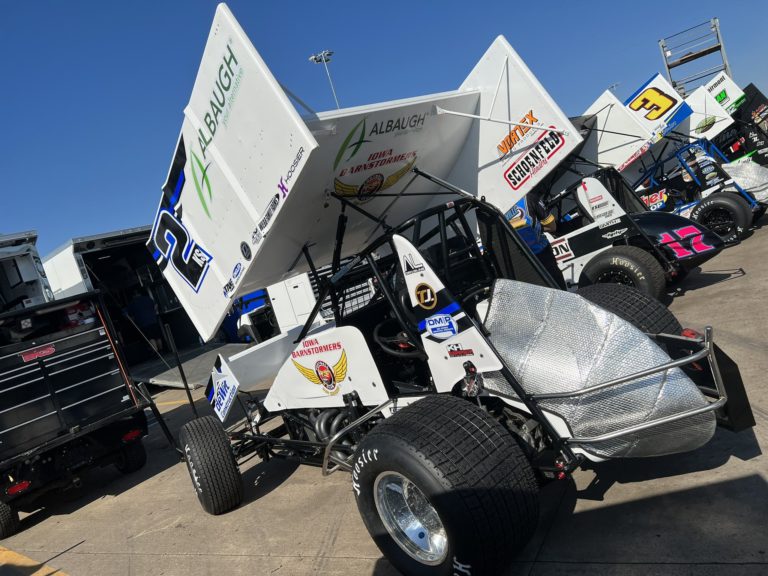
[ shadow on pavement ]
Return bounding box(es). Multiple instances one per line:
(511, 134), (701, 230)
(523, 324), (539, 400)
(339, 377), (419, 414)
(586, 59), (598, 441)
(578, 426), (762, 501)
(670, 267), (747, 297)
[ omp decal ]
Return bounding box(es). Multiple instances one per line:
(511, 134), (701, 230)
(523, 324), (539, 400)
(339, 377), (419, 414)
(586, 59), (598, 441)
(628, 87), (678, 121)
(20, 344), (55, 363)
(503, 128), (566, 191)
(550, 238), (574, 262)
(446, 343), (474, 358)
(351, 448), (379, 497)
(417, 302), (460, 332)
(292, 350), (348, 395)
(415, 283), (437, 310)
(402, 254), (425, 275)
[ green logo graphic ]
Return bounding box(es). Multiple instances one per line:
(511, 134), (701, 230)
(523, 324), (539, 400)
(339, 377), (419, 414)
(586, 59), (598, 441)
(191, 150), (213, 219)
(715, 89), (728, 104)
(334, 118), (370, 170)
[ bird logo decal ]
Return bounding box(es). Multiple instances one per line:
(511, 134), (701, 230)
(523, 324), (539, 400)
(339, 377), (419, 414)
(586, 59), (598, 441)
(292, 350), (348, 395)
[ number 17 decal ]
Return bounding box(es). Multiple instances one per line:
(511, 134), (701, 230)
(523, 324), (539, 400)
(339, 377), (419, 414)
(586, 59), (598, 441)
(659, 225), (715, 259)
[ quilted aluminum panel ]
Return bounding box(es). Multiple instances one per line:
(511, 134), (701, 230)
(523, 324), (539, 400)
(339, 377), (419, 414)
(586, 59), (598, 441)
(482, 279), (715, 458)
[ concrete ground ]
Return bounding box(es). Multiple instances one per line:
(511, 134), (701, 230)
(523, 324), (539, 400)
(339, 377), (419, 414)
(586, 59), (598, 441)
(2, 220), (767, 576)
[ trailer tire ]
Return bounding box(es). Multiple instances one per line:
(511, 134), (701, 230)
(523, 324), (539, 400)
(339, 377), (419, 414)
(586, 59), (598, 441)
(0, 501), (19, 539)
(115, 439), (147, 474)
(179, 416), (243, 515)
(579, 245), (666, 300)
(577, 283), (682, 334)
(352, 395), (539, 575)
(690, 193), (751, 243)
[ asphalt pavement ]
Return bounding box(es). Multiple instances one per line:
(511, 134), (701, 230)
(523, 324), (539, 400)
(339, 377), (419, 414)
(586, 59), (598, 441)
(1, 217), (766, 576)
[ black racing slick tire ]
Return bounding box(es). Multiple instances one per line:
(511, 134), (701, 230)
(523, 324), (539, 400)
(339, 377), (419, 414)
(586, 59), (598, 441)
(579, 245), (666, 301)
(0, 500), (19, 539)
(179, 416), (243, 515)
(115, 439), (147, 474)
(352, 395), (539, 576)
(689, 193), (751, 243)
(577, 283), (682, 335)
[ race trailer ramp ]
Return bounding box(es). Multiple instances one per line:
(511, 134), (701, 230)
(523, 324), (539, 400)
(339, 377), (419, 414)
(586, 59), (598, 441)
(148, 3), (580, 342)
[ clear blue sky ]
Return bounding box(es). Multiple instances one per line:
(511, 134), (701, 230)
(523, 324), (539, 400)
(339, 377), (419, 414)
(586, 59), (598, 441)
(2, 0), (766, 256)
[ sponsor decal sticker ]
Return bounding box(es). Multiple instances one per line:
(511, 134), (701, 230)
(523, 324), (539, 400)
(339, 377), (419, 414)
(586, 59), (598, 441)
(292, 348), (348, 395)
(497, 110), (539, 156)
(402, 254), (425, 275)
(258, 194), (280, 232)
(21, 344), (56, 363)
(503, 128), (566, 191)
(240, 241), (252, 261)
(641, 191), (668, 210)
(628, 87), (678, 121)
(589, 195), (604, 204)
(291, 338), (343, 359)
(550, 238), (574, 262)
(446, 343), (474, 358)
(415, 283), (437, 310)
(599, 218), (621, 229)
(425, 314), (457, 340)
(602, 228), (629, 240)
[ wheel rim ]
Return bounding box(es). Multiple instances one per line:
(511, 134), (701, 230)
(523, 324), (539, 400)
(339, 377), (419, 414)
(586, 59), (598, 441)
(700, 207), (736, 236)
(595, 269), (636, 287)
(373, 471), (448, 565)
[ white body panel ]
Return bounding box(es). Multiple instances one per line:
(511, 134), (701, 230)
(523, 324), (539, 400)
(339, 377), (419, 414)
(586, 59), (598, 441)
(264, 326), (389, 411)
(679, 86), (733, 141)
(267, 273), (320, 333)
(704, 72), (746, 114)
(581, 90), (652, 173)
(392, 235), (502, 390)
(149, 8), (582, 342)
(149, 4), (319, 341)
(42, 246), (91, 298)
(462, 37), (581, 212)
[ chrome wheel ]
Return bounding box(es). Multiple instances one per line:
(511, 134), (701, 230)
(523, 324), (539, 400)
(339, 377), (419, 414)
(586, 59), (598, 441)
(373, 471), (448, 565)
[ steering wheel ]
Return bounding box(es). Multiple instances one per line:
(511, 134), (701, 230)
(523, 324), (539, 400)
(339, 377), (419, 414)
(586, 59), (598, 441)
(373, 318), (422, 358)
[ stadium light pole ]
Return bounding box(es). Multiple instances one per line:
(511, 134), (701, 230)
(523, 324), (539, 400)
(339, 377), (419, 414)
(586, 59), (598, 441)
(308, 50), (340, 109)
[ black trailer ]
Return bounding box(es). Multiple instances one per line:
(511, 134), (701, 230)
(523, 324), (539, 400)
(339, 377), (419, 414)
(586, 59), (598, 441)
(0, 291), (164, 538)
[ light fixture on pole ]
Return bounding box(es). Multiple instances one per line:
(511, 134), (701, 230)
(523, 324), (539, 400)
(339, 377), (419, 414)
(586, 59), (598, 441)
(308, 49), (340, 110)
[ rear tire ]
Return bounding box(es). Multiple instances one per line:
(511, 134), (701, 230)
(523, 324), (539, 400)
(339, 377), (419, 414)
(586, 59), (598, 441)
(689, 193), (751, 243)
(180, 416), (243, 515)
(352, 395), (539, 575)
(115, 439), (147, 474)
(579, 245), (666, 300)
(0, 500), (19, 539)
(577, 283), (682, 334)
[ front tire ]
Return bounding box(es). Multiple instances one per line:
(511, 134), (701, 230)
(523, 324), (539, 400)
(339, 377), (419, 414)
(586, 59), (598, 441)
(577, 283), (682, 334)
(179, 416), (243, 515)
(579, 245), (666, 300)
(0, 500), (19, 539)
(353, 395), (539, 575)
(689, 193), (751, 243)
(115, 439), (147, 474)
